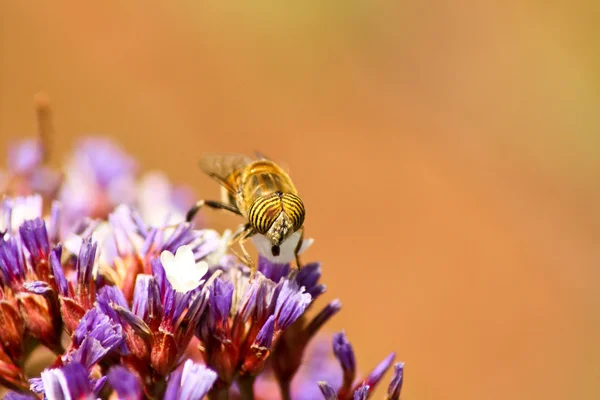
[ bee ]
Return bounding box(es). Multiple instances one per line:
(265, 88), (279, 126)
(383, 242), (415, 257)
(186, 153), (306, 276)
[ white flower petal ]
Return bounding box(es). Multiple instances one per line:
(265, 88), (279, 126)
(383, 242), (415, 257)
(160, 245), (207, 293)
(175, 245), (196, 271)
(160, 249), (176, 270)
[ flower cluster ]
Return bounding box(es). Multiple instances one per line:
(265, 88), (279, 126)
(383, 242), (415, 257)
(0, 99), (404, 399)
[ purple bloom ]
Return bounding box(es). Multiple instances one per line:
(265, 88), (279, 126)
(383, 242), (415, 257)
(0, 236), (26, 286)
(67, 307), (125, 369)
(196, 259), (317, 396)
(98, 205), (219, 301)
(2, 392), (36, 400)
(7, 139), (43, 175)
(387, 362), (405, 400)
(73, 137), (137, 188)
(18, 218), (50, 272)
(353, 384), (370, 400)
(333, 332), (357, 396)
(95, 265), (209, 387)
(274, 280), (312, 331)
(0, 232), (62, 351)
(1, 105), (405, 400)
(31, 362), (100, 400)
(108, 365), (143, 400)
(2, 139), (60, 200)
(319, 333), (398, 400)
(319, 381), (338, 400)
(50, 238), (99, 334)
(164, 360), (217, 400)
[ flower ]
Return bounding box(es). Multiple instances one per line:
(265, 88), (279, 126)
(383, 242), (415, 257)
(0, 98), (404, 400)
(1, 195), (43, 235)
(164, 359), (218, 400)
(317, 332), (398, 400)
(0, 223), (63, 352)
(66, 306), (126, 369)
(195, 255), (332, 398)
(160, 245), (209, 293)
(94, 259), (210, 389)
(30, 362), (105, 399)
(107, 365), (143, 399)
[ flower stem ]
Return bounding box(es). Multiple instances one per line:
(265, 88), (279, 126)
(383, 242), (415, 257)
(237, 375), (255, 400)
(278, 379), (292, 400)
(208, 387), (230, 400)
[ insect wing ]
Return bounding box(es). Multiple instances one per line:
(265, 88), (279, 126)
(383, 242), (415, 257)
(198, 153), (253, 193)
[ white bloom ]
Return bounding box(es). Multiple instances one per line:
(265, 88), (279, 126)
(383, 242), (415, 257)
(136, 171), (184, 227)
(204, 229), (232, 266)
(40, 367), (70, 400)
(160, 245), (208, 293)
(251, 231), (314, 264)
(4, 194), (43, 232)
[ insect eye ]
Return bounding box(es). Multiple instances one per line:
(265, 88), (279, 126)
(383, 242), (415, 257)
(281, 194), (305, 230)
(249, 195), (281, 234)
(271, 245), (280, 256)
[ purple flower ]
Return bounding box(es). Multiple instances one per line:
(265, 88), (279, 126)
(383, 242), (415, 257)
(196, 258), (316, 396)
(1, 105), (406, 400)
(319, 333), (397, 400)
(2, 139), (60, 199)
(0, 232), (62, 351)
(95, 267), (209, 388)
(274, 280), (312, 331)
(58, 137), (137, 223)
(352, 384), (370, 400)
(18, 218), (50, 273)
(7, 139), (43, 175)
(319, 381), (339, 400)
(164, 360), (217, 400)
(66, 307), (125, 369)
(97, 205), (218, 301)
(31, 362), (103, 399)
(387, 362), (405, 400)
(50, 239), (99, 334)
(333, 332), (357, 397)
(2, 391), (36, 400)
(0, 236), (27, 286)
(108, 365), (143, 400)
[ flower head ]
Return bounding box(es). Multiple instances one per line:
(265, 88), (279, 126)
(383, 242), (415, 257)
(1, 100), (404, 400)
(164, 360), (218, 400)
(196, 256), (318, 394)
(31, 362), (104, 400)
(160, 245), (208, 293)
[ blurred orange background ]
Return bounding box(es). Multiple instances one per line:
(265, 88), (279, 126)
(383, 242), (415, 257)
(1, 2), (599, 399)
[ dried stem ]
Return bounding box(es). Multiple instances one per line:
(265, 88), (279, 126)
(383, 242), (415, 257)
(208, 387), (230, 400)
(237, 375), (255, 400)
(34, 91), (53, 164)
(278, 379), (292, 400)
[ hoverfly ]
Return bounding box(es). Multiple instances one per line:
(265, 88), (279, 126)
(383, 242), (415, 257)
(186, 153), (306, 276)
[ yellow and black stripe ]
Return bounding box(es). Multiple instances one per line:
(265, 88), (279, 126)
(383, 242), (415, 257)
(249, 193), (284, 234)
(281, 193), (305, 230)
(248, 192), (305, 234)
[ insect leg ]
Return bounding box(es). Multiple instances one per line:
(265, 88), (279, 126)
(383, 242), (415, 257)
(294, 226), (305, 270)
(227, 224), (258, 278)
(185, 199), (242, 222)
(226, 224), (256, 273)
